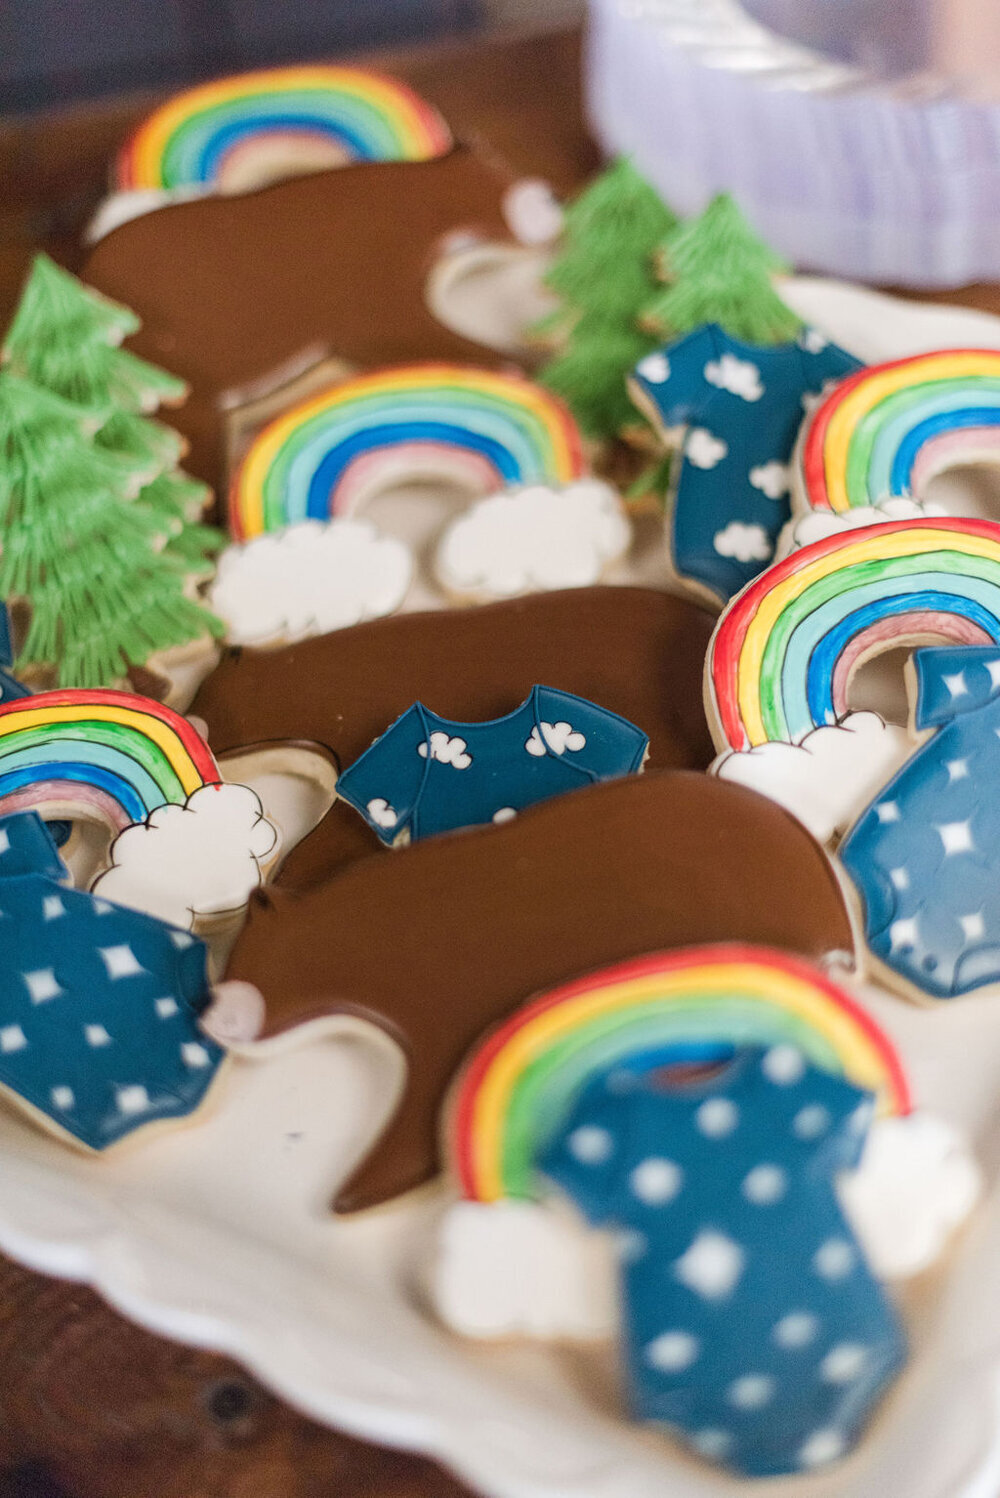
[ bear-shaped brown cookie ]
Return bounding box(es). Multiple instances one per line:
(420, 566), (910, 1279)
(192, 587), (718, 888)
(225, 770), (857, 1213)
(82, 148), (523, 492)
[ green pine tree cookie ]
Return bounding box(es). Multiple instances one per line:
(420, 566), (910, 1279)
(641, 193), (802, 345)
(0, 372), (220, 689)
(534, 159), (679, 442)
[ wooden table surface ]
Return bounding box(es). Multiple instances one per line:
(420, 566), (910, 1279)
(2, 19), (1000, 1498)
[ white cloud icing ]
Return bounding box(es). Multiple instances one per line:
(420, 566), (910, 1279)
(713, 711), (912, 843)
(840, 1111), (981, 1280)
(685, 429), (729, 469)
(713, 521), (773, 564)
(704, 352), (764, 402)
(749, 460), (791, 500)
(430, 1198), (618, 1340)
(92, 783), (278, 930)
(209, 518), (412, 647)
(525, 721), (586, 757)
(635, 352), (670, 384)
(435, 480), (631, 602)
(366, 797), (399, 829)
(417, 732), (472, 769)
(798, 327), (829, 354)
(780, 496), (947, 556)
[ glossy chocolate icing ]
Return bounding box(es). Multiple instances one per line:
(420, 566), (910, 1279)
(192, 587), (717, 888)
(225, 770), (857, 1212)
(82, 147), (518, 492)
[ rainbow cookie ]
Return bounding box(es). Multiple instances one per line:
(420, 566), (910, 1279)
(115, 66), (452, 193)
(0, 688), (220, 833)
(705, 516), (1000, 754)
(797, 350), (1000, 517)
(227, 364), (586, 540)
(448, 947), (909, 1205)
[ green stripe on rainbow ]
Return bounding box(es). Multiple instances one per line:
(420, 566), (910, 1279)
(0, 689), (220, 832)
(802, 350), (1000, 513)
(450, 947), (909, 1202)
(228, 364), (587, 540)
(116, 66), (453, 191)
(707, 517), (1000, 750)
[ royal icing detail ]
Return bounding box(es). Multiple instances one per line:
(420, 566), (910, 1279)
(0, 688), (221, 832)
(92, 781), (278, 932)
(335, 686), (647, 847)
(227, 365), (586, 540)
(840, 644), (1000, 1000)
(0, 811), (223, 1150)
(799, 349), (1000, 514)
(541, 1048), (906, 1477)
(208, 518), (413, 646)
(435, 480), (631, 601)
(449, 948), (910, 1204)
(115, 65), (453, 192)
(706, 516), (1000, 752)
(629, 325), (861, 604)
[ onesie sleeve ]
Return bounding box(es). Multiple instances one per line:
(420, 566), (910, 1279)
(630, 326), (722, 431)
(333, 705), (430, 847)
(534, 687), (648, 781)
(911, 645), (1000, 729)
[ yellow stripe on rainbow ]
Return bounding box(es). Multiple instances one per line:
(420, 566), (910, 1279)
(450, 948), (909, 1202)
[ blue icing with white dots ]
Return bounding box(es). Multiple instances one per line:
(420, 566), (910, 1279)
(631, 326), (862, 604)
(0, 811), (223, 1150)
(334, 685), (648, 846)
(841, 644), (1000, 999)
(540, 1045), (905, 1479)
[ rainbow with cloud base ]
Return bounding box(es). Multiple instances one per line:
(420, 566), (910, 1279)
(228, 364), (587, 540)
(707, 516), (1000, 751)
(0, 689), (220, 832)
(116, 67), (452, 192)
(450, 948), (910, 1203)
(801, 350), (1000, 513)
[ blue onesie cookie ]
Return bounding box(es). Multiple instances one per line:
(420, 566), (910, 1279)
(541, 1046), (905, 1478)
(335, 685), (648, 846)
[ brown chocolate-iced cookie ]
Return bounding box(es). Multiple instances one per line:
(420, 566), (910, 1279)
(225, 770), (857, 1212)
(192, 587), (717, 887)
(82, 147), (519, 491)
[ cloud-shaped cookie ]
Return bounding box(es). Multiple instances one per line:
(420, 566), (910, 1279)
(685, 429), (728, 470)
(209, 518), (412, 647)
(431, 1198), (618, 1340)
(713, 521), (773, 564)
(704, 352), (764, 402)
(713, 712), (911, 843)
(92, 783), (279, 930)
(435, 480), (631, 602)
(840, 1111), (981, 1279)
(779, 496), (946, 557)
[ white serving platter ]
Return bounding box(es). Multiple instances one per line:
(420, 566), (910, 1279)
(5, 277), (1000, 1498)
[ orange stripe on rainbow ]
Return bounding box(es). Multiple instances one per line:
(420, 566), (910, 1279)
(450, 948), (909, 1202)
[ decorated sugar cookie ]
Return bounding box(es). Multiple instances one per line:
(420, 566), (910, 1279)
(0, 811), (224, 1151)
(434, 480), (631, 602)
(628, 325), (861, 606)
(116, 67), (452, 194)
(796, 350), (1000, 528)
(335, 685), (648, 846)
(543, 1045), (905, 1478)
(840, 644), (1000, 1002)
(227, 364), (586, 540)
(706, 516), (1000, 839)
(225, 772), (858, 1210)
(208, 518), (413, 646)
(192, 588), (717, 888)
(436, 947), (978, 1476)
